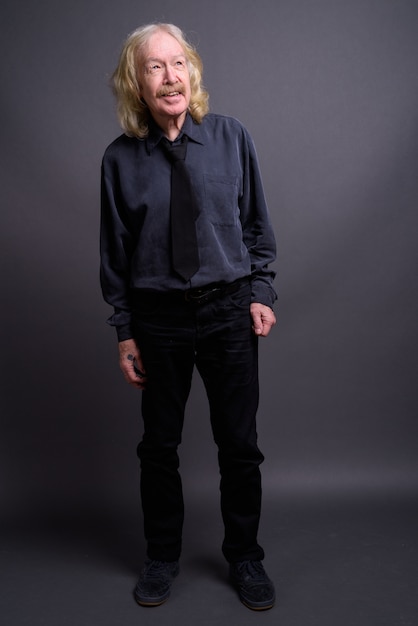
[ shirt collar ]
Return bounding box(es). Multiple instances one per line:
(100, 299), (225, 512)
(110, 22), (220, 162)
(145, 112), (205, 154)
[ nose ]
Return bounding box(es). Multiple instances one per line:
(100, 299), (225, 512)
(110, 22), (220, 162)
(164, 63), (177, 83)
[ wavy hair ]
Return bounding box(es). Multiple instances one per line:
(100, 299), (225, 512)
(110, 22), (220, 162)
(111, 23), (209, 138)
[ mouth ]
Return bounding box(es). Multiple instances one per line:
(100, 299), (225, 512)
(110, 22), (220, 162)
(157, 84), (184, 98)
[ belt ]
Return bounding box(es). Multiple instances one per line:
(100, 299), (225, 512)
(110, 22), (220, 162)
(131, 277), (250, 308)
(184, 276), (250, 305)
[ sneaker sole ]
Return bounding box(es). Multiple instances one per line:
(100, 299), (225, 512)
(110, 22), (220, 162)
(241, 598), (275, 611)
(135, 597), (169, 607)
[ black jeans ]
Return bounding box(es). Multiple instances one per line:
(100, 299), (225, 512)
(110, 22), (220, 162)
(132, 280), (265, 563)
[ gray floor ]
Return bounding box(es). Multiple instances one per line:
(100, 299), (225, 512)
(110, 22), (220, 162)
(1, 493), (417, 626)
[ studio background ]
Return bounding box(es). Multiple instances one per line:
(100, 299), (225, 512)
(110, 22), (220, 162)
(1, 1), (417, 625)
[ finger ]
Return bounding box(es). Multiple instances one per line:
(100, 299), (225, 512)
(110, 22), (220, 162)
(127, 353), (147, 377)
(251, 313), (263, 335)
(124, 370), (147, 389)
(120, 361), (146, 386)
(259, 322), (273, 337)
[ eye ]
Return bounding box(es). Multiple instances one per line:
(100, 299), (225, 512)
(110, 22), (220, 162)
(147, 63), (162, 74)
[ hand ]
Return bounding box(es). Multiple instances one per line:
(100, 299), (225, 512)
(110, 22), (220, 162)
(250, 303), (276, 337)
(118, 338), (147, 389)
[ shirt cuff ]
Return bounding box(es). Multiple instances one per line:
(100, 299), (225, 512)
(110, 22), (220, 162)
(115, 323), (134, 342)
(251, 279), (277, 310)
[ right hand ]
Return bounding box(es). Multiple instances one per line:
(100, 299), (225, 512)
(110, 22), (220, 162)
(118, 339), (147, 389)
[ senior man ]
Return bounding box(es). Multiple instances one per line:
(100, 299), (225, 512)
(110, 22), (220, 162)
(100, 23), (277, 611)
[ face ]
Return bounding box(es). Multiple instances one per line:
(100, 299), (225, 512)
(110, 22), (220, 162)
(138, 30), (191, 129)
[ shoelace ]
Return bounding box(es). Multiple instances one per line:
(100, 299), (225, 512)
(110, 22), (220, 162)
(143, 560), (172, 580)
(235, 560), (266, 581)
(145, 561), (167, 578)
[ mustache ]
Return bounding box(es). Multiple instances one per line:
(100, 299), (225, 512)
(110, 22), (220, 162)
(157, 83), (185, 97)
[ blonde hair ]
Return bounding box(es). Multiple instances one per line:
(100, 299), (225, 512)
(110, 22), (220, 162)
(111, 23), (209, 138)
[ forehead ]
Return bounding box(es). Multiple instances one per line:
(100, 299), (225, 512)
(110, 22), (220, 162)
(142, 30), (186, 62)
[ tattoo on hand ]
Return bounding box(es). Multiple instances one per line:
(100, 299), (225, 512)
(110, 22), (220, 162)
(127, 353), (145, 378)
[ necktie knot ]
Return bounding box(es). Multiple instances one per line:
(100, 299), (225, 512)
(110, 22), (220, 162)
(162, 135), (187, 163)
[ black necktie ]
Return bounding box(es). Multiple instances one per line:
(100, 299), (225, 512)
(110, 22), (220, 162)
(162, 136), (200, 281)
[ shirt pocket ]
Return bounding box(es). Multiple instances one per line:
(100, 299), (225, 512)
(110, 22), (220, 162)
(203, 174), (240, 226)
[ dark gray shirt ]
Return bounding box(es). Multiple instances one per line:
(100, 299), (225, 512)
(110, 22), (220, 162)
(100, 113), (276, 340)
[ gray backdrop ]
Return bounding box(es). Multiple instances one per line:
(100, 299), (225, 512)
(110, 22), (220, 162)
(1, 0), (417, 523)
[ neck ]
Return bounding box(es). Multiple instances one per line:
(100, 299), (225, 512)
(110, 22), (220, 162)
(155, 111), (187, 141)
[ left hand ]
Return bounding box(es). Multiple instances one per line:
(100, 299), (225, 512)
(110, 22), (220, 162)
(118, 338), (147, 389)
(250, 302), (276, 337)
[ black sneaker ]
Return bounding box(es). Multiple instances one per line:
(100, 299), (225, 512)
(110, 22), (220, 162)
(229, 560), (275, 610)
(134, 559), (180, 606)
